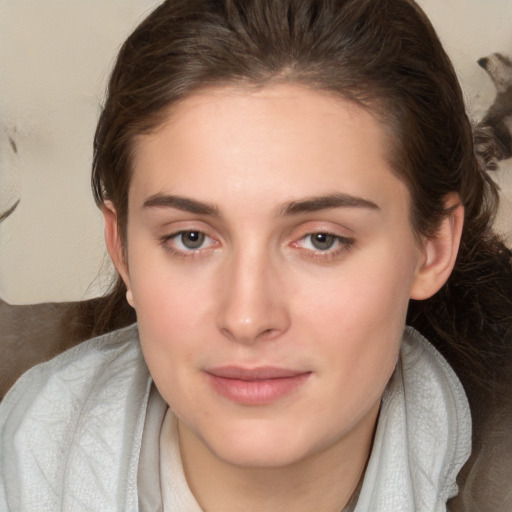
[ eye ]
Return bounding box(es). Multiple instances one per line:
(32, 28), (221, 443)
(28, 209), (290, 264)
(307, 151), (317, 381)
(177, 230), (206, 250)
(306, 233), (338, 251)
(161, 230), (217, 254)
(299, 232), (352, 252)
(291, 231), (355, 260)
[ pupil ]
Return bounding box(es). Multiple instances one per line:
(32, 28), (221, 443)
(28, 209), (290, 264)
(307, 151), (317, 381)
(312, 233), (335, 250)
(182, 231), (204, 249)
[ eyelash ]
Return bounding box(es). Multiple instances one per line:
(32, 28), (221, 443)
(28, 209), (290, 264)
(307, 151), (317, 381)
(159, 230), (218, 258)
(159, 229), (355, 262)
(291, 233), (355, 261)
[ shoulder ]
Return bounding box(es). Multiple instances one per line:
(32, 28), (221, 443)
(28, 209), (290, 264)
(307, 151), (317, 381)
(400, 328), (471, 503)
(0, 324), (151, 511)
(400, 327), (472, 469)
(351, 328), (472, 511)
(401, 327), (469, 409)
(1, 323), (146, 416)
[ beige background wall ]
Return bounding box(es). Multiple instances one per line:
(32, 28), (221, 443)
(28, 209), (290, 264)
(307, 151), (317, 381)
(0, 0), (511, 305)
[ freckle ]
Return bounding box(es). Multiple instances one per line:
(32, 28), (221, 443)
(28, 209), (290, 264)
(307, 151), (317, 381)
(9, 137), (17, 154)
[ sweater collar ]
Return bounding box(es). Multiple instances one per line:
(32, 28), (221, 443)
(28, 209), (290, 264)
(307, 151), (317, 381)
(353, 327), (471, 511)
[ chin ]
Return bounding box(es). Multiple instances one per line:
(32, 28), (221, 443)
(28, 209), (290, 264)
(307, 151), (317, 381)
(216, 441), (310, 469)
(201, 419), (328, 469)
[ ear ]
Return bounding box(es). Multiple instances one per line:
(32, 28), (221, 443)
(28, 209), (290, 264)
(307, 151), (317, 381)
(410, 195), (464, 300)
(102, 201), (135, 307)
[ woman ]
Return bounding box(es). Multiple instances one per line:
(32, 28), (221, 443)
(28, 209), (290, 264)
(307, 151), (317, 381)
(1, 0), (511, 510)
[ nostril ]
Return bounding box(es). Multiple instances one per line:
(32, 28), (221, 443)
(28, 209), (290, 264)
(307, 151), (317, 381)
(219, 324), (281, 344)
(258, 328), (281, 341)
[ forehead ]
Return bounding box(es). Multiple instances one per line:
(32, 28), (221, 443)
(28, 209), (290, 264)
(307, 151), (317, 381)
(129, 83), (407, 215)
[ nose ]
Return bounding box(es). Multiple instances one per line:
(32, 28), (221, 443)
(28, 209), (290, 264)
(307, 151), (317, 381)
(216, 247), (290, 344)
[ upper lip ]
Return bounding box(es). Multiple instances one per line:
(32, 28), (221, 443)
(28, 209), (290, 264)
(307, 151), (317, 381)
(205, 366), (310, 381)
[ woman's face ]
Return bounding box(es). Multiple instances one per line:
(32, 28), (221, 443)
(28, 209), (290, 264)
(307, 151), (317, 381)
(117, 84), (428, 468)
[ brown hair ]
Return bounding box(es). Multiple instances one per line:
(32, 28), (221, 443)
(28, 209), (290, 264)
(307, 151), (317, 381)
(92, 0), (512, 428)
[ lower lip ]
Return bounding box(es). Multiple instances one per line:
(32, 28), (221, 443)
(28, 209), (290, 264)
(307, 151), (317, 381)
(205, 373), (311, 405)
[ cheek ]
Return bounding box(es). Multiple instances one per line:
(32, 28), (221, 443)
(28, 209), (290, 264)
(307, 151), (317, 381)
(127, 234), (213, 321)
(296, 243), (417, 332)
(132, 277), (215, 374)
(124, 242), (216, 370)
(131, 269), (211, 410)
(292, 242), (417, 388)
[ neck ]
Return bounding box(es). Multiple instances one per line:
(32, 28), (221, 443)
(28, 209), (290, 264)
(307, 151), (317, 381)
(176, 409), (378, 512)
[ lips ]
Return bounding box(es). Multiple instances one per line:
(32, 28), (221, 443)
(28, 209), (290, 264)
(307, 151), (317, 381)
(204, 366), (311, 405)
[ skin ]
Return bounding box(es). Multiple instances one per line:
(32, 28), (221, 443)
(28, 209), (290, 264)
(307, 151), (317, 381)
(104, 84), (463, 511)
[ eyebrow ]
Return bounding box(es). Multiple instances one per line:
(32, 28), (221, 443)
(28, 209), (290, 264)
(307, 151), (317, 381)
(278, 193), (380, 215)
(143, 193), (220, 217)
(142, 192), (379, 217)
